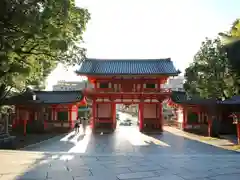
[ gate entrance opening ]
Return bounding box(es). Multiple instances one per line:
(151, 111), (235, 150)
(116, 104), (138, 127)
(76, 58), (180, 133)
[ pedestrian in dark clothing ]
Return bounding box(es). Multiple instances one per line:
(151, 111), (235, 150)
(74, 117), (80, 134)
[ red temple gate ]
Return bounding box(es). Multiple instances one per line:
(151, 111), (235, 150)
(76, 58), (180, 133)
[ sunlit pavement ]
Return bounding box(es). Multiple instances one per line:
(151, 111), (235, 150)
(1, 112), (240, 180)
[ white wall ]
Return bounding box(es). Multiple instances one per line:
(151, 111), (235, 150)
(97, 104), (111, 118)
(177, 108), (183, 123)
(143, 104), (157, 118)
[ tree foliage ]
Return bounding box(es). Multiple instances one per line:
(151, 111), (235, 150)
(219, 19), (240, 79)
(184, 38), (239, 100)
(0, 0), (90, 101)
(219, 19), (240, 45)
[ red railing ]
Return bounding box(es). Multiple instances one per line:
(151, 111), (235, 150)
(83, 88), (172, 94)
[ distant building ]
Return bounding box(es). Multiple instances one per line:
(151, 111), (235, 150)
(52, 80), (92, 91)
(52, 81), (92, 118)
(163, 76), (185, 91)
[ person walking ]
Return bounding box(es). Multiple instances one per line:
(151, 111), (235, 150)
(74, 116), (80, 134)
(81, 117), (87, 135)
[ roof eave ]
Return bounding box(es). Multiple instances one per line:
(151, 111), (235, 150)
(75, 72), (180, 76)
(42, 100), (83, 104)
(3, 100), (44, 105)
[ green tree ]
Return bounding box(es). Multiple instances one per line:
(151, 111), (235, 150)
(219, 19), (240, 90)
(184, 38), (238, 100)
(0, 0), (90, 102)
(219, 19), (240, 45)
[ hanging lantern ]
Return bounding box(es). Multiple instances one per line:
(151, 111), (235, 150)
(32, 94), (36, 100)
(230, 113), (240, 124)
(79, 97), (87, 106)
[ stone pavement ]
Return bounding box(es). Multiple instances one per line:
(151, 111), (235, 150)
(164, 126), (240, 152)
(0, 126), (240, 180)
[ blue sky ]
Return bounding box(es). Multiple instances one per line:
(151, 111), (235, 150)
(46, 0), (240, 90)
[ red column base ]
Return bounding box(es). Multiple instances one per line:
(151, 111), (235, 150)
(159, 123), (163, 132)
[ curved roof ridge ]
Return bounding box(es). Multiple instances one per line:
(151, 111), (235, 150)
(86, 58), (171, 61)
(77, 57), (179, 75)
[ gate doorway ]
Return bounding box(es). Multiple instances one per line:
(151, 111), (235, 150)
(116, 104), (139, 127)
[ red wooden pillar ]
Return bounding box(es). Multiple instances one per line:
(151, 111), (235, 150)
(92, 99), (96, 130)
(198, 112), (201, 124)
(93, 81), (97, 89)
(236, 123), (240, 144)
(52, 106), (56, 121)
(23, 110), (28, 136)
(231, 114), (240, 144)
(159, 103), (163, 132)
(207, 118), (212, 137)
(182, 107), (187, 130)
(23, 119), (27, 136)
(157, 80), (161, 91)
(12, 106), (17, 128)
(111, 102), (116, 129)
(68, 105), (73, 129)
(43, 107), (47, 130)
(16, 106), (19, 126)
(43, 121), (47, 130)
(198, 111), (204, 124)
(139, 103), (144, 131)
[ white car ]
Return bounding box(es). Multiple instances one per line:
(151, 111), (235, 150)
(119, 119), (132, 126)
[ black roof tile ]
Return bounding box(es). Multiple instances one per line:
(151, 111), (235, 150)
(171, 91), (240, 105)
(4, 90), (83, 105)
(76, 58), (180, 75)
(170, 91), (215, 105)
(219, 95), (240, 105)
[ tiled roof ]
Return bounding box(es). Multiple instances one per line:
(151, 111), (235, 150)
(4, 90), (83, 105)
(171, 91), (240, 105)
(170, 91), (215, 105)
(219, 95), (240, 105)
(76, 58), (180, 75)
(34, 91), (83, 104)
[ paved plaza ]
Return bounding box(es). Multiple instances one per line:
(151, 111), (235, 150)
(1, 125), (240, 180)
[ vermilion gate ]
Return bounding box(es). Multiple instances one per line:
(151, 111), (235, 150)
(76, 58), (180, 133)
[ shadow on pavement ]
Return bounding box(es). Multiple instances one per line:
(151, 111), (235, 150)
(1, 152), (87, 180)
(21, 126), (240, 155)
(77, 134), (85, 141)
(67, 134), (75, 140)
(3, 126), (240, 180)
(147, 131), (240, 154)
(22, 132), (82, 152)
